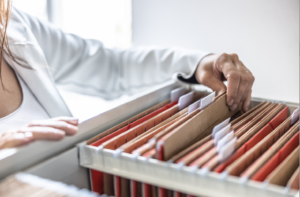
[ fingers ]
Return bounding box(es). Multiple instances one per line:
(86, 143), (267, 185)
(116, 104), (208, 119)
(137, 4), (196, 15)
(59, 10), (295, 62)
(216, 54), (241, 108)
(28, 119), (78, 136)
(230, 58), (249, 111)
(9, 117), (79, 143)
(0, 132), (33, 149)
(18, 127), (66, 140)
(231, 57), (255, 111)
(216, 53), (254, 111)
(51, 116), (79, 126)
(0, 117), (79, 148)
(223, 63), (240, 108)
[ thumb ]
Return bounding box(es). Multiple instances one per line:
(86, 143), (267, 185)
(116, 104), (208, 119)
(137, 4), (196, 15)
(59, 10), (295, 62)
(198, 71), (227, 96)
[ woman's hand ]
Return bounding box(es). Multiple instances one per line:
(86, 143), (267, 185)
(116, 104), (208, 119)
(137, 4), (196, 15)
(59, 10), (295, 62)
(196, 53), (255, 112)
(0, 117), (78, 149)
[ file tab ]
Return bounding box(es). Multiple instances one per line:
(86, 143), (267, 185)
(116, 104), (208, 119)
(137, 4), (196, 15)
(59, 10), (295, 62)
(212, 117), (231, 138)
(199, 92), (216, 110)
(178, 92), (194, 111)
(188, 99), (202, 114)
(217, 131), (234, 152)
(214, 124), (231, 145)
(291, 107), (299, 125)
(171, 87), (185, 102)
(219, 137), (237, 162)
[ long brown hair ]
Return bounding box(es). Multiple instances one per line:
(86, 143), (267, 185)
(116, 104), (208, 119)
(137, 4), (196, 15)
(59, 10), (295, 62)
(0, 0), (11, 90)
(0, 0), (27, 90)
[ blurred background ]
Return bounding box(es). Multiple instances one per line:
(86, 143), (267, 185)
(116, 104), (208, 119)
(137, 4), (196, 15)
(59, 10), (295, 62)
(14, 0), (132, 48)
(13, 0), (299, 120)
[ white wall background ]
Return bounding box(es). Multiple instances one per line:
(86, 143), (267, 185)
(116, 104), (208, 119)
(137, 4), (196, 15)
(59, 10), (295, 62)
(13, 0), (132, 48)
(132, 0), (299, 103)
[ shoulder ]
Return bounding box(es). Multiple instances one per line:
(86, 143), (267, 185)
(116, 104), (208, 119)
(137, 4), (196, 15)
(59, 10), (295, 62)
(10, 7), (31, 26)
(10, 7), (56, 33)
(8, 7), (39, 38)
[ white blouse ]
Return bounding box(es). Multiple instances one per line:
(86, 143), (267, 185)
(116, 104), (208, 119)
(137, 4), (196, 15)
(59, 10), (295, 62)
(0, 71), (50, 135)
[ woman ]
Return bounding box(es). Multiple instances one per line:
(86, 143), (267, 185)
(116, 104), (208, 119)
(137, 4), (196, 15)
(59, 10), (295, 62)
(0, 1), (254, 149)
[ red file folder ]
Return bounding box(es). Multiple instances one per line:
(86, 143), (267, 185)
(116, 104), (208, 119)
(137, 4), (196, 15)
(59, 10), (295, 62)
(287, 167), (299, 190)
(144, 149), (156, 158)
(177, 104), (278, 168)
(142, 149), (157, 197)
(131, 180), (143, 197)
(90, 101), (177, 194)
(90, 101), (178, 147)
(214, 106), (288, 173)
(251, 131), (299, 182)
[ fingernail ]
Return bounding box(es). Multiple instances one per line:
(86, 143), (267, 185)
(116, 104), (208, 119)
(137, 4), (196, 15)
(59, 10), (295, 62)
(24, 132), (33, 138)
(231, 104), (238, 111)
(71, 119), (78, 124)
(23, 137), (32, 142)
(54, 131), (65, 140)
(67, 125), (78, 135)
(14, 133), (25, 139)
(24, 132), (33, 141)
(244, 105), (249, 112)
(54, 130), (65, 135)
(228, 99), (234, 106)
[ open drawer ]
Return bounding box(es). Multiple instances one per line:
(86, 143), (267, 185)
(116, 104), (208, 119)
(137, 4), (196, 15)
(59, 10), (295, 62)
(79, 83), (299, 197)
(1, 80), (297, 197)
